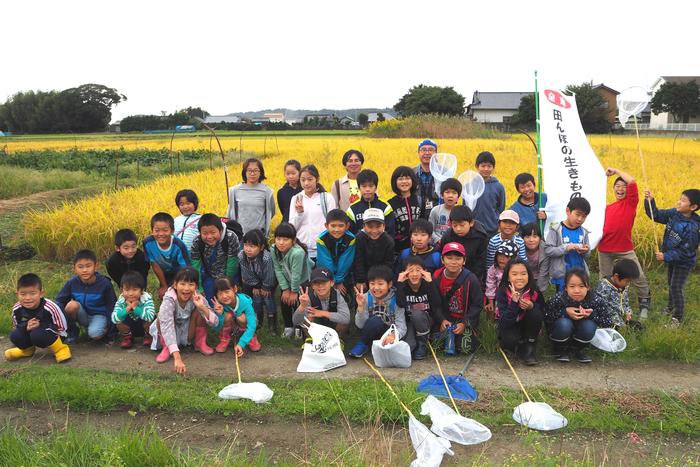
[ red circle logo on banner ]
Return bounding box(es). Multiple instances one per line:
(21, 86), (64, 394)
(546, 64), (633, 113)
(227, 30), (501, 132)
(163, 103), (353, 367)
(544, 89), (571, 109)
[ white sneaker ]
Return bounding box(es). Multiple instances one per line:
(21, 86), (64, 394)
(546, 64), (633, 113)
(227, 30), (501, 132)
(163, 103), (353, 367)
(282, 327), (294, 338)
(669, 317), (681, 328)
(639, 308), (649, 320)
(294, 328), (303, 340)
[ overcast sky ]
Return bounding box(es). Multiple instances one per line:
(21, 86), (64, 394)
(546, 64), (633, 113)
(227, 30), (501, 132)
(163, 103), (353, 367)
(2, 1), (695, 121)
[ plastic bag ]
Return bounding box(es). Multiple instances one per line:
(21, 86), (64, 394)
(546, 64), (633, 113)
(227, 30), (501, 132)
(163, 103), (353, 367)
(296, 321), (346, 373)
(218, 382), (273, 404)
(420, 395), (491, 445)
(409, 415), (454, 467)
(512, 401), (568, 431)
(457, 170), (485, 210)
(591, 328), (627, 353)
(371, 324), (412, 368)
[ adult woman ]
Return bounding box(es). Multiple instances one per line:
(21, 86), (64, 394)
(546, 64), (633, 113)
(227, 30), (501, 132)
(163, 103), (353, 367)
(226, 158), (276, 236)
(331, 149), (364, 211)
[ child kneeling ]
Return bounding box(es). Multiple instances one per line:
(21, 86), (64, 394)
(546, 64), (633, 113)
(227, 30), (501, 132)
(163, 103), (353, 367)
(212, 277), (261, 356)
(111, 271), (155, 349)
(293, 267), (351, 338)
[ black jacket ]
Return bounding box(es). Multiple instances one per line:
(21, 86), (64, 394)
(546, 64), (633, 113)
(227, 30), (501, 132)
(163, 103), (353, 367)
(437, 220), (489, 283)
(353, 231), (395, 285)
(396, 279), (445, 323)
(277, 183), (302, 223)
(106, 250), (150, 287)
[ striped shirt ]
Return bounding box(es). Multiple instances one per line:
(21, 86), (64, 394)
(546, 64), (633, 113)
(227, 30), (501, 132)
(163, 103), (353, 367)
(12, 298), (67, 337)
(111, 292), (156, 324)
(486, 234), (527, 269)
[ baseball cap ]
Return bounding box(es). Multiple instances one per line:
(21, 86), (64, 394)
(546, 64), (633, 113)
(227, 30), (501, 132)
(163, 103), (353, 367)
(441, 242), (466, 256)
(499, 209), (520, 224)
(363, 208), (385, 224)
(310, 267), (333, 283)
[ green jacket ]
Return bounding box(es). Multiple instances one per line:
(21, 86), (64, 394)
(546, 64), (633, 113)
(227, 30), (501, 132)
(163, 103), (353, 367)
(272, 244), (311, 292)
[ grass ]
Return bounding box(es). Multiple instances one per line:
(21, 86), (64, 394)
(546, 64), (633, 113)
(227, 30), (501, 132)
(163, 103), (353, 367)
(0, 166), (104, 199)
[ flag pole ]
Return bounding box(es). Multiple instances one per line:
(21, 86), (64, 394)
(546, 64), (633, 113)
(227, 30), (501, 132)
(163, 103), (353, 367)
(534, 70), (544, 233)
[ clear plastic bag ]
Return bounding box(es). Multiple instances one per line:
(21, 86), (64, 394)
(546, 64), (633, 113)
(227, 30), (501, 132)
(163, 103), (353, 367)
(408, 415), (454, 467)
(218, 382), (273, 404)
(512, 401), (568, 431)
(591, 328), (627, 353)
(371, 324), (412, 368)
(420, 395), (491, 445)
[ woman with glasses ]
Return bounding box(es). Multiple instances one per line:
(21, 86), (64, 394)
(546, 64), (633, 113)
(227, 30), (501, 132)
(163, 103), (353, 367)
(226, 158), (276, 236)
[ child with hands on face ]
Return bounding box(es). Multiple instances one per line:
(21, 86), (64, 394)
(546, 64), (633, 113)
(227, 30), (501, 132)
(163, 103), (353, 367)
(211, 277), (260, 357)
(111, 271), (155, 349)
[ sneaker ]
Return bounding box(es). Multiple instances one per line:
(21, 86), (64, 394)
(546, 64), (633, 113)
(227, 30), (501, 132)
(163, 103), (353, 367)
(639, 308), (649, 320)
(282, 327), (294, 339)
(349, 341), (368, 358)
(294, 328), (303, 340)
(556, 352), (570, 363)
(574, 348), (592, 363)
(119, 333), (133, 349)
(143, 334), (153, 347)
(669, 317), (681, 328)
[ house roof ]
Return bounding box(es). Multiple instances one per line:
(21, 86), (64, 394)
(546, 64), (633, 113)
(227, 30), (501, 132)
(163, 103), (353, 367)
(469, 91), (532, 110)
(592, 83), (619, 95)
(204, 115), (240, 124)
(652, 76), (700, 90)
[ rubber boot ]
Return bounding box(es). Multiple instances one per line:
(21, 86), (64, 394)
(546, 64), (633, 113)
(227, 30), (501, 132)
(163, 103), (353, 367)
(119, 332), (133, 349)
(553, 340), (570, 363)
(638, 297), (651, 321)
(194, 325), (214, 356)
(414, 336), (427, 360)
(572, 340), (592, 363)
(521, 339), (538, 366)
(248, 334), (262, 352)
(48, 337), (72, 363)
(267, 315), (278, 336)
(143, 332), (153, 347)
(4, 346), (35, 361)
(156, 335), (171, 363)
(215, 323), (233, 353)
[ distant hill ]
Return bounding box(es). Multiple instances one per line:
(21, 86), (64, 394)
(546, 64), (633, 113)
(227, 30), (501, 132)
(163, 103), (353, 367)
(220, 108), (395, 119)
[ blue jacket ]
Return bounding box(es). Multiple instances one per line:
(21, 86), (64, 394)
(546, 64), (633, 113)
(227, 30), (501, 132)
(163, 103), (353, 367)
(509, 192), (548, 227)
(55, 272), (117, 318)
(395, 246), (442, 277)
(645, 200), (700, 268)
(471, 176), (506, 235)
(316, 229), (356, 284)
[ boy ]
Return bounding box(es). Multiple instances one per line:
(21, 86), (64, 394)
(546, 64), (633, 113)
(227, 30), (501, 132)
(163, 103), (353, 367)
(56, 249), (117, 343)
(349, 265), (406, 358)
(486, 210), (528, 269)
(5, 273), (71, 363)
(111, 271), (156, 349)
(316, 208), (356, 296)
(190, 213), (241, 302)
(429, 177), (462, 244)
(346, 169), (395, 235)
(471, 151), (506, 237)
(437, 205), (488, 282)
(544, 197), (592, 291)
(144, 212), (191, 299)
(509, 173), (548, 227)
(396, 256), (444, 360)
(433, 242), (484, 355)
(293, 267), (351, 338)
(645, 188), (700, 326)
(414, 139), (440, 219)
(353, 208), (395, 288)
(594, 259), (640, 328)
(106, 228), (150, 287)
(395, 219), (442, 275)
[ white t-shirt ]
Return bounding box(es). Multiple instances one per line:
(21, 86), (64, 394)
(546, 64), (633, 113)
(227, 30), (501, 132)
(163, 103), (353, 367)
(288, 191), (337, 258)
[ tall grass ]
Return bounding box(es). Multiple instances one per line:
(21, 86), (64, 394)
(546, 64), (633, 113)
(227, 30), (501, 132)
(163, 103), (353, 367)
(367, 114), (501, 139)
(0, 166), (101, 199)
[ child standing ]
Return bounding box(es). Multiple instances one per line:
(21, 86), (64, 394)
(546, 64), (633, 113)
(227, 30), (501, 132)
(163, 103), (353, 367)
(520, 223), (550, 292)
(353, 208), (395, 289)
(316, 209), (356, 297)
(211, 277), (261, 355)
(509, 173), (548, 227)
(238, 229), (277, 334)
(645, 188), (700, 325)
(545, 269), (611, 363)
(227, 157), (276, 236)
(294, 267), (351, 338)
(395, 219), (442, 274)
(349, 265), (407, 358)
(144, 212), (191, 299)
(485, 242), (519, 319)
(429, 177), (462, 244)
(173, 189), (202, 250)
(111, 271), (155, 349)
(5, 273), (71, 363)
(594, 259), (640, 328)
(189, 214), (240, 302)
(289, 164), (337, 261)
(105, 228), (150, 287)
(472, 151), (506, 237)
(486, 210), (527, 269)
(437, 206), (489, 282)
(388, 166), (422, 253)
(544, 197), (592, 291)
(277, 159), (302, 223)
(346, 169), (395, 236)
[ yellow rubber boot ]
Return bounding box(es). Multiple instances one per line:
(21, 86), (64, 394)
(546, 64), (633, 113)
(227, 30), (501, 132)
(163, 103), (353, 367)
(48, 338), (72, 363)
(4, 346), (35, 361)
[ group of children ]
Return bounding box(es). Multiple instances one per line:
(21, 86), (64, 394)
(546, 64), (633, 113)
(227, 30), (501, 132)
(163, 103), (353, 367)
(6, 140), (700, 372)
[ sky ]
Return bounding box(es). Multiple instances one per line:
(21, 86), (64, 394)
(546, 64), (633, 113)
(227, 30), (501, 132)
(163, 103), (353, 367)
(2, 0), (696, 122)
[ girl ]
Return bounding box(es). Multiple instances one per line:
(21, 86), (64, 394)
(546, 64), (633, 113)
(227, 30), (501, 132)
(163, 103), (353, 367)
(388, 166), (422, 253)
(173, 189), (202, 250)
(495, 258), (545, 366)
(277, 159), (302, 223)
(238, 229), (277, 335)
(288, 164), (337, 261)
(272, 223), (312, 338)
(227, 158), (276, 236)
(485, 241), (518, 319)
(211, 277), (260, 356)
(521, 222), (550, 292)
(152, 267), (219, 375)
(111, 271), (155, 349)
(545, 268), (612, 364)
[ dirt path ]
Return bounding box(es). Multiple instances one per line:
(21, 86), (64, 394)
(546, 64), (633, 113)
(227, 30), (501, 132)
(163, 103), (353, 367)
(4, 340), (699, 393)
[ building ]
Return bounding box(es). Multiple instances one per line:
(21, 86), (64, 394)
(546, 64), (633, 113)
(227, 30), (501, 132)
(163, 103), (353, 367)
(649, 76), (700, 130)
(204, 115), (241, 124)
(466, 91), (531, 124)
(263, 112), (285, 123)
(592, 84), (619, 124)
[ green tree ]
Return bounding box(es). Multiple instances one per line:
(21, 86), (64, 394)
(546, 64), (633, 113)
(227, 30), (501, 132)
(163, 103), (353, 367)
(513, 94), (536, 127)
(394, 84), (466, 116)
(563, 82), (610, 133)
(376, 112), (385, 122)
(650, 81), (700, 123)
(358, 113), (369, 127)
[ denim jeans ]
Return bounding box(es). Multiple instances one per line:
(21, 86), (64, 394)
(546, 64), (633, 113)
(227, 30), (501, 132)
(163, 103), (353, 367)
(76, 303), (110, 340)
(549, 316), (597, 344)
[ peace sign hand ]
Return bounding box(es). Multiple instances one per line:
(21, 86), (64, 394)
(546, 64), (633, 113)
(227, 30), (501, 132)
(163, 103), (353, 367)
(299, 286), (310, 309)
(508, 283), (521, 302)
(354, 284), (366, 311)
(211, 297), (224, 314)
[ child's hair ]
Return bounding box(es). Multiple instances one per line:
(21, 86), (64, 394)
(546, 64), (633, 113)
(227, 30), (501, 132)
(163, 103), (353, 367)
(410, 218), (433, 236)
(150, 212), (175, 230)
(114, 228), (137, 246)
(241, 157), (266, 182)
(567, 197), (591, 215)
(174, 189), (199, 210)
(564, 268), (590, 288)
(612, 259), (640, 280)
(682, 189), (700, 210)
(197, 213), (223, 232)
(475, 151), (496, 166)
(274, 222), (297, 239)
(73, 249), (97, 264)
(449, 205), (474, 223)
(173, 266), (199, 285)
(367, 265), (393, 283)
(357, 169), (379, 187)
(440, 178), (462, 196)
(499, 257), (538, 292)
(17, 273), (42, 290)
(613, 176), (627, 186)
(325, 208), (349, 224)
(520, 222), (542, 238)
(390, 166), (418, 196)
(284, 159), (302, 173)
(214, 276), (237, 294)
(120, 271), (145, 290)
(342, 149), (365, 165)
(300, 164), (326, 192)
(242, 228), (269, 251)
(403, 255), (425, 270)
(514, 173), (535, 189)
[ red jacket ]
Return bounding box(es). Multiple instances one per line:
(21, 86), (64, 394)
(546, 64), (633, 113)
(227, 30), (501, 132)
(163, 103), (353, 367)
(599, 182), (638, 252)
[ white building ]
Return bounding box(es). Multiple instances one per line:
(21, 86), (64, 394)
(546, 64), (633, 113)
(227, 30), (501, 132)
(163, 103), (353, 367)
(649, 76), (700, 131)
(263, 112), (285, 123)
(203, 115), (241, 124)
(467, 91), (531, 123)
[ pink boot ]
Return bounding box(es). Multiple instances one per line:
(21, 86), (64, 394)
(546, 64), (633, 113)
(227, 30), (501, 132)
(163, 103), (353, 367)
(194, 325), (214, 356)
(248, 334), (262, 352)
(215, 323), (233, 353)
(156, 335), (171, 363)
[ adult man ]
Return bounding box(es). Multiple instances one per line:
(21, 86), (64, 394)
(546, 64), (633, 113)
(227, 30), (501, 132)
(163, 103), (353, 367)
(414, 139), (440, 220)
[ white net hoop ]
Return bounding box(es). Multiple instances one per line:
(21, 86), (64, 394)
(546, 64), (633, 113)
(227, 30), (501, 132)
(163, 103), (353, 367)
(617, 86), (650, 128)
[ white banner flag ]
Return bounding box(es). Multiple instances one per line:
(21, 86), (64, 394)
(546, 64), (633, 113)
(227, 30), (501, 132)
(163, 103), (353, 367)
(539, 87), (607, 249)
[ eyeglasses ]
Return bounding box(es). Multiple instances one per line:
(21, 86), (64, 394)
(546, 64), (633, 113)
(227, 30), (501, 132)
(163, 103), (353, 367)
(419, 148), (436, 154)
(246, 168), (261, 174)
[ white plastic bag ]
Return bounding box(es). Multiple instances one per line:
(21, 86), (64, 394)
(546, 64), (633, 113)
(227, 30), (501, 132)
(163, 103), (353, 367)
(218, 382), (273, 404)
(512, 401), (568, 431)
(371, 324), (412, 368)
(591, 328), (627, 353)
(420, 395), (491, 445)
(409, 415), (454, 467)
(296, 321), (346, 373)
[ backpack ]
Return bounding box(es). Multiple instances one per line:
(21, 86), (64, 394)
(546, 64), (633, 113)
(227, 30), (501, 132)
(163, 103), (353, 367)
(196, 220), (242, 278)
(367, 293), (398, 323)
(310, 288), (338, 314)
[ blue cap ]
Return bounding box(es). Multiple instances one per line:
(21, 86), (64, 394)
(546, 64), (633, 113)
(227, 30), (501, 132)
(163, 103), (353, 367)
(418, 139), (438, 151)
